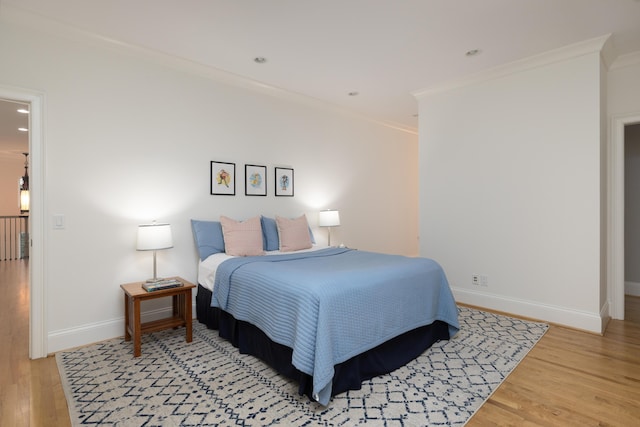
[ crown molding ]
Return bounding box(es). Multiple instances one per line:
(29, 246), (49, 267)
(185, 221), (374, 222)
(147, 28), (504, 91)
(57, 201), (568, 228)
(413, 34), (612, 99)
(1, 4), (417, 135)
(609, 50), (640, 70)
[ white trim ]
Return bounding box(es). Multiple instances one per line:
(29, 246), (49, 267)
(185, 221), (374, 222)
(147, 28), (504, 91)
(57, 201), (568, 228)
(452, 287), (604, 334)
(48, 304), (196, 354)
(0, 84), (46, 359)
(609, 113), (640, 320)
(48, 318), (123, 354)
(610, 51), (640, 70)
(413, 34), (611, 99)
(625, 281), (640, 297)
(600, 301), (610, 334)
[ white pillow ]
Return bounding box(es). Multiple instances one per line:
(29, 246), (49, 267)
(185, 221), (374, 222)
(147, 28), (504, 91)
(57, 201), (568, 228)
(276, 214), (313, 252)
(220, 216), (264, 256)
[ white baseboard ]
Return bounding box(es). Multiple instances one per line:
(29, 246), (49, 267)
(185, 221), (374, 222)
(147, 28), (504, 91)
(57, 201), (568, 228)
(452, 287), (604, 334)
(600, 300), (610, 333)
(50, 288), (614, 353)
(47, 303), (197, 354)
(625, 281), (640, 297)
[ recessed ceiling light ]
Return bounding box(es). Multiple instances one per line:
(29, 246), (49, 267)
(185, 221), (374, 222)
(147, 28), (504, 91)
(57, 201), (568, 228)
(254, 57), (267, 64)
(465, 49), (481, 57)
(348, 91), (359, 96)
(18, 127), (28, 132)
(17, 108), (29, 114)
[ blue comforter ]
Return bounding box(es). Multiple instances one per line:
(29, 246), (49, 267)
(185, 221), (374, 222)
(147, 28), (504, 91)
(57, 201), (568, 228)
(211, 248), (459, 405)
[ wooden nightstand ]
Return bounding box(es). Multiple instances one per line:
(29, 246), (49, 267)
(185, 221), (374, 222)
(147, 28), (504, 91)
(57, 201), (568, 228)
(120, 277), (196, 357)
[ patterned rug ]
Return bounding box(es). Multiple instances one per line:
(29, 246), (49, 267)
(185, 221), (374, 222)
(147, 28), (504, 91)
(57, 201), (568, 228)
(56, 306), (548, 426)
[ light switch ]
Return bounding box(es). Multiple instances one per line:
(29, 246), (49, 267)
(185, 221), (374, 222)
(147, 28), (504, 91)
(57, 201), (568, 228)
(53, 214), (65, 229)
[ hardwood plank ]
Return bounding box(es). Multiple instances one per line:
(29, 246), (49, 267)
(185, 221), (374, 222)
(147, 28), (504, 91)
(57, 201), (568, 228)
(626, 295), (640, 323)
(468, 297), (640, 426)
(0, 259), (71, 426)
(0, 383), (18, 427)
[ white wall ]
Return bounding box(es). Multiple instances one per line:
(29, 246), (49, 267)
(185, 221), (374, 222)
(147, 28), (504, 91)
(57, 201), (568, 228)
(0, 10), (418, 353)
(608, 54), (640, 118)
(416, 45), (606, 332)
(0, 156), (23, 215)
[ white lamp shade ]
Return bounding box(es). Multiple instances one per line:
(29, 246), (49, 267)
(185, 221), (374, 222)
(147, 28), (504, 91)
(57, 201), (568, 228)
(318, 210), (340, 227)
(137, 223), (173, 251)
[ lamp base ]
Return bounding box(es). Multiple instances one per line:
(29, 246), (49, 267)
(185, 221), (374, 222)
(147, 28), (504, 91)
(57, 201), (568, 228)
(146, 277), (167, 283)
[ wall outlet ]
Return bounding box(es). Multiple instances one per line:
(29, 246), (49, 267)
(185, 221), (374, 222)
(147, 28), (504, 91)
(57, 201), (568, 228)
(472, 274), (488, 287)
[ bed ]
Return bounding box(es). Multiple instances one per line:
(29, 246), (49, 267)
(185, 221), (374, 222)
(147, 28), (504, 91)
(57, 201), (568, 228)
(192, 216), (459, 406)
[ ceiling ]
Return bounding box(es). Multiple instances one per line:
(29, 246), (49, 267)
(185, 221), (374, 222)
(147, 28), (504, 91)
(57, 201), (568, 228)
(1, 0), (640, 145)
(0, 98), (29, 160)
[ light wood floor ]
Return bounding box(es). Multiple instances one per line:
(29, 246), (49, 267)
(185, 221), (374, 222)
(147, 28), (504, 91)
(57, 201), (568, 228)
(0, 260), (70, 427)
(468, 299), (640, 426)
(1, 260), (639, 426)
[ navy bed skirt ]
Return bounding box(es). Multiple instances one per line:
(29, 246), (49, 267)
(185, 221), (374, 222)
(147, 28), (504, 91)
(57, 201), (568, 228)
(196, 284), (450, 401)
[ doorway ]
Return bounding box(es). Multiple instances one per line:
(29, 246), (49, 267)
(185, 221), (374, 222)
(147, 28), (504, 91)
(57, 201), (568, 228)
(610, 113), (640, 321)
(0, 86), (45, 358)
(624, 124), (640, 321)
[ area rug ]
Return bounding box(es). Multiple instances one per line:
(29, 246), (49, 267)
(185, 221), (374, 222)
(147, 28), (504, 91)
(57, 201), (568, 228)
(56, 306), (548, 426)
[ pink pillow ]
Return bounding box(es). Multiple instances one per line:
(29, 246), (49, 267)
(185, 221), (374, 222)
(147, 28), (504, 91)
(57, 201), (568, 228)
(220, 216), (264, 256)
(276, 214), (312, 252)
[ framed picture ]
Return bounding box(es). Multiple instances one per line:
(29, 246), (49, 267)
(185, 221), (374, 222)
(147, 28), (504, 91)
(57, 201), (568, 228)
(210, 161), (235, 195)
(245, 164), (267, 196)
(275, 167), (294, 197)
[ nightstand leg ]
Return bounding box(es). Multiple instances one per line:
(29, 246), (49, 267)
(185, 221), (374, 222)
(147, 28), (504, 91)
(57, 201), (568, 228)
(133, 298), (141, 357)
(172, 295), (179, 317)
(185, 289), (192, 343)
(124, 293), (131, 341)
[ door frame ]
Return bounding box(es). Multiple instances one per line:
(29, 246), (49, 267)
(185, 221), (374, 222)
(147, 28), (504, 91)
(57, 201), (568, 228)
(0, 85), (46, 358)
(610, 112), (640, 320)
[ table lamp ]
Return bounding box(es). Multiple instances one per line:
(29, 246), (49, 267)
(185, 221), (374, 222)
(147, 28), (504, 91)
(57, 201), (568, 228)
(19, 152), (29, 213)
(318, 210), (340, 246)
(137, 221), (173, 282)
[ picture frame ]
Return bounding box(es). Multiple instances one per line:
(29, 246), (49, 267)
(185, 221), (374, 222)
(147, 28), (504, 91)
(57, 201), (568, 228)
(245, 164), (267, 196)
(210, 161), (235, 195)
(275, 167), (294, 197)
